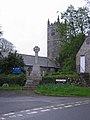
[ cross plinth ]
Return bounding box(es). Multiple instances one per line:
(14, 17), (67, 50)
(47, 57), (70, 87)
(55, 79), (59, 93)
(33, 46), (40, 64)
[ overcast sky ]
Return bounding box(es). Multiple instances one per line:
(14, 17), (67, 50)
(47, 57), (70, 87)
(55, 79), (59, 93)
(0, 0), (85, 56)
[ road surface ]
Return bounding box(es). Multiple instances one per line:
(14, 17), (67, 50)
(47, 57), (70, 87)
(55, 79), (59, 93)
(0, 91), (90, 120)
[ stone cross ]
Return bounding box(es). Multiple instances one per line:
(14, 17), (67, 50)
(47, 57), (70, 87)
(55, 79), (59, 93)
(33, 46), (40, 64)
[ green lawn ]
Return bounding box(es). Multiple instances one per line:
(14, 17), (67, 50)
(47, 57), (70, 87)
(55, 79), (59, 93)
(0, 85), (23, 91)
(0, 84), (90, 97)
(36, 84), (90, 97)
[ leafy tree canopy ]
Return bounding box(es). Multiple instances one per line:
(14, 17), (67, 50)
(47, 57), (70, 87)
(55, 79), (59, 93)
(58, 5), (90, 72)
(0, 51), (25, 74)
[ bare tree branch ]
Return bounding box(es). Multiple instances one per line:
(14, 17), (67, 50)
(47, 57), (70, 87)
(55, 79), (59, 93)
(0, 38), (15, 52)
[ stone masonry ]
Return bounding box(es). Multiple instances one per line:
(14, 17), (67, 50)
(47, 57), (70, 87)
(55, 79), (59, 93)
(76, 31), (90, 73)
(47, 17), (61, 60)
(25, 46), (42, 89)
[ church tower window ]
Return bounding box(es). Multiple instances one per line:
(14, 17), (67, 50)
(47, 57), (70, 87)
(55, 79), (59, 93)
(51, 29), (55, 36)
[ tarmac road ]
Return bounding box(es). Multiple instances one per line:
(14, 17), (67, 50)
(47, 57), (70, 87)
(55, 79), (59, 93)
(0, 91), (90, 120)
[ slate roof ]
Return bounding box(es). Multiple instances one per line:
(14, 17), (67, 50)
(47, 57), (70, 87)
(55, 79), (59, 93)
(20, 54), (58, 68)
(1, 51), (58, 68)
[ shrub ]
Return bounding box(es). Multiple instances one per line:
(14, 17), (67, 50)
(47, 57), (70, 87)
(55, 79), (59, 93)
(41, 72), (79, 84)
(0, 74), (26, 86)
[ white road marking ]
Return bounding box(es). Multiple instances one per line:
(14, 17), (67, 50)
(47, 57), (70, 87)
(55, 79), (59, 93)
(44, 105), (54, 109)
(50, 105), (54, 107)
(44, 106), (49, 108)
(17, 114), (23, 117)
(58, 107), (63, 109)
(20, 110), (25, 113)
(9, 115), (16, 118)
(27, 111), (38, 114)
(25, 110), (30, 112)
(3, 112), (15, 116)
(1, 100), (90, 119)
(57, 104), (65, 106)
(74, 103), (81, 106)
(75, 101), (82, 104)
(53, 107), (59, 110)
(64, 105), (73, 108)
(0, 118), (6, 120)
(32, 107), (43, 111)
(41, 109), (51, 112)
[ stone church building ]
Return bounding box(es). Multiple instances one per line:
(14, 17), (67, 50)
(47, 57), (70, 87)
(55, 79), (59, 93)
(21, 18), (61, 75)
(1, 17), (90, 75)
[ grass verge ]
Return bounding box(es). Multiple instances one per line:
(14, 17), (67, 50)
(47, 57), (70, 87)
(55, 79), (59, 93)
(0, 85), (23, 91)
(36, 84), (90, 97)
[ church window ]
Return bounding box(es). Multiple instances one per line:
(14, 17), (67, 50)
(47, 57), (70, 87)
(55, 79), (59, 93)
(51, 29), (55, 36)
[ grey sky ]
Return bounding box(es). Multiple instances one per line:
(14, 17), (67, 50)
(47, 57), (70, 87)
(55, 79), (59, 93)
(0, 0), (85, 56)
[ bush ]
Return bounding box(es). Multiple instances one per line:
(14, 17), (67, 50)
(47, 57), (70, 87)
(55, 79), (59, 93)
(41, 72), (79, 84)
(0, 74), (26, 86)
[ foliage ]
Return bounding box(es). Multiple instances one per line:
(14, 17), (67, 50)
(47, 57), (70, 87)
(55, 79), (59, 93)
(0, 51), (25, 74)
(57, 5), (90, 72)
(0, 26), (15, 52)
(36, 84), (90, 97)
(60, 5), (90, 36)
(0, 38), (15, 52)
(0, 27), (3, 37)
(59, 34), (85, 72)
(0, 85), (23, 90)
(0, 74), (26, 86)
(85, 0), (90, 8)
(41, 72), (79, 84)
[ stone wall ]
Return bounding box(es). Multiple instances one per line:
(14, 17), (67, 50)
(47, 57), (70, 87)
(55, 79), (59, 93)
(79, 73), (90, 87)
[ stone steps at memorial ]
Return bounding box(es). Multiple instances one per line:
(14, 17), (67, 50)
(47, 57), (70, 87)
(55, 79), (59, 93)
(24, 86), (38, 90)
(25, 79), (40, 90)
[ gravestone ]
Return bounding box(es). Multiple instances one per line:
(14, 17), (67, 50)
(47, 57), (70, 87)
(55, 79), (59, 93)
(25, 46), (42, 89)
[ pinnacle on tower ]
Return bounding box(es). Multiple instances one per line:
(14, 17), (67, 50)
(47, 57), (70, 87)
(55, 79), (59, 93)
(47, 19), (50, 26)
(57, 15), (60, 23)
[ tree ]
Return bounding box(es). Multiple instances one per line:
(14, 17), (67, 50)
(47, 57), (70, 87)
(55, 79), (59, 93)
(58, 5), (90, 72)
(59, 34), (85, 72)
(60, 5), (90, 38)
(0, 27), (3, 56)
(85, 0), (90, 7)
(0, 27), (3, 37)
(0, 51), (25, 74)
(0, 38), (15, 52)
(0, 26), (15, 53)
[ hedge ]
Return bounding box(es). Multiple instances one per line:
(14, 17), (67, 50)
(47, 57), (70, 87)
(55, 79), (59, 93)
(0, 74), (26, 86)
(40, 72), (79, 84)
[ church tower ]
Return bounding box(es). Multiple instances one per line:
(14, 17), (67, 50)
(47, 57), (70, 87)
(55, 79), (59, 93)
(47, 16), (61, 60)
